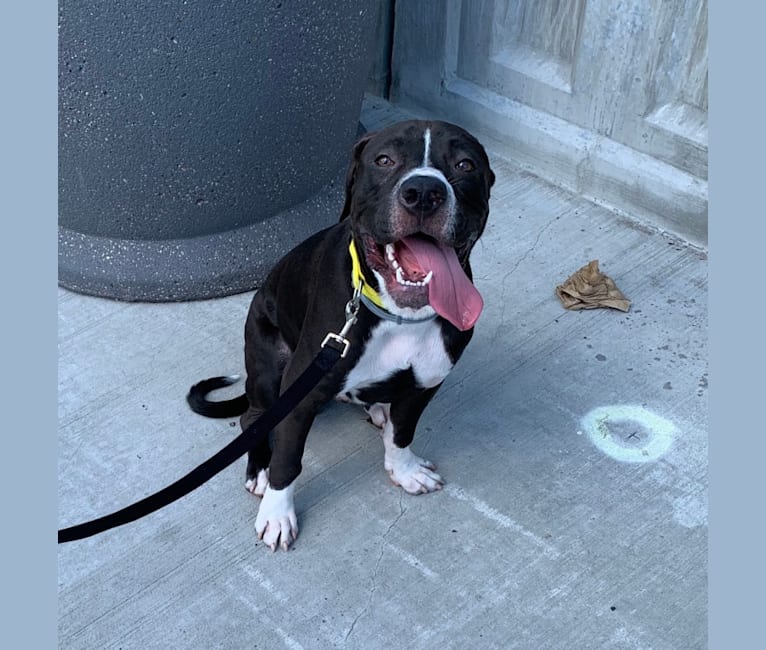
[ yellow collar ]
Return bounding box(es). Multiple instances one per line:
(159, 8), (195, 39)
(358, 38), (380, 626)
(349, 239), (385, 308)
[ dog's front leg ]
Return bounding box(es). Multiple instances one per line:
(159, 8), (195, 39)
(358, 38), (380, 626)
(254, 400), (318, 552)
(384, 384), (445, 494)
(255, 482), (297, 552)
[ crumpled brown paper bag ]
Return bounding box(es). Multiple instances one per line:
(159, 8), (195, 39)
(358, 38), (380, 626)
(556, 260), (631, 312)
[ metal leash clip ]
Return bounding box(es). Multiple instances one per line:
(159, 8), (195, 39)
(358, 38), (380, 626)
(321, 283), (362, 358)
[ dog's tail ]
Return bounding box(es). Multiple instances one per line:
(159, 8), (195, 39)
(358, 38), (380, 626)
(186, 375), (249, 419)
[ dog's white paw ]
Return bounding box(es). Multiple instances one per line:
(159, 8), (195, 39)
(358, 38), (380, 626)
(365, 403), (389, 429)
(244, 468), (269, 497)
(254, 484), (298, 552)
(385, 447), (444, 494)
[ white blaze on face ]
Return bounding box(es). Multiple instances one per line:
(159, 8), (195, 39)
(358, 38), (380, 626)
(393, 126), (456, 219)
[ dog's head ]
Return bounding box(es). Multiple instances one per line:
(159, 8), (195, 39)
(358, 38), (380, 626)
(340, 120), (495, 328)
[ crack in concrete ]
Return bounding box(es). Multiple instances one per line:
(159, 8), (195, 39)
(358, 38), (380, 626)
(344, 493), (407, 643)
(491, 215), (560, 347)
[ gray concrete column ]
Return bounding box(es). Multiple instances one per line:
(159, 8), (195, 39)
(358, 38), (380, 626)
(59, 1), (377, 300)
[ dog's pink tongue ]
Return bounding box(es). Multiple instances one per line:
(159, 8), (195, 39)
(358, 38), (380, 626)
(398, 236), (483, 331)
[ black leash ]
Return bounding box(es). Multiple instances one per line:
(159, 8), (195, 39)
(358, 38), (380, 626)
(58, 290), (361, 544)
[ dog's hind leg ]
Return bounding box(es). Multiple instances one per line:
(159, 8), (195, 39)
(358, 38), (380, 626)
(241, 406), (271, 497)
(365, 403), (389, 429)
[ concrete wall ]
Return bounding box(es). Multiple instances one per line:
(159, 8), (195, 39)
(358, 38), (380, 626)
(383, 0), (708, 246)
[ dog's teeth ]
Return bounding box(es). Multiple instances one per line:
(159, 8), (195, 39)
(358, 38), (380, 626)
(386, 244), (401, 269)
(395, 265), (431, 288)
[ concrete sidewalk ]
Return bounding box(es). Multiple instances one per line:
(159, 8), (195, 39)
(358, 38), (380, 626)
(58, 102), (707, 649)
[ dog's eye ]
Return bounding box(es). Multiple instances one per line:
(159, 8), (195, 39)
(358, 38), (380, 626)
(456, 159), (476, 172)
(375, 154), (396, 167)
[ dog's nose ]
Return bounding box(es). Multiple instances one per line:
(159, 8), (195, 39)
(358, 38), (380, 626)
(398, 175), (447, 216)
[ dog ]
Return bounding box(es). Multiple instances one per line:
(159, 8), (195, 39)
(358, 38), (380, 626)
(188, 120), (495, 551)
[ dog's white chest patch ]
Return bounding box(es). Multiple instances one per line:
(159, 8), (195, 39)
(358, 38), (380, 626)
(339, 319), (453, 398)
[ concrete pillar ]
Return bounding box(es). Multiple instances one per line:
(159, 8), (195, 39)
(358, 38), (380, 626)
(59, 1), (377, 300)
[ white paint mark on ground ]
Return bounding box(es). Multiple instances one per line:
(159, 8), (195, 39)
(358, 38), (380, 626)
(275, 627), (305, 650)
(609, 625), (651, 649)
(234, 594), (304, 650)
(581, 404), (677, 463)
(242, 565), (288, 603)
(444, 484), (560, 559)
(673, 491), (707, 528)
(234, 592), (261, 614)
(648, 463), (708, 529)
(385, 542), (439, 579)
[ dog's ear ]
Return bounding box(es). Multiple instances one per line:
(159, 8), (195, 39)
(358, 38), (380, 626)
(339, 131), (375, 221)
(487, 167), (496, 191)
(476, 142), (496, 192)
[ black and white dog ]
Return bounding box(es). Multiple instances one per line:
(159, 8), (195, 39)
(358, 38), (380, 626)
(188, 120), (495, 551)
